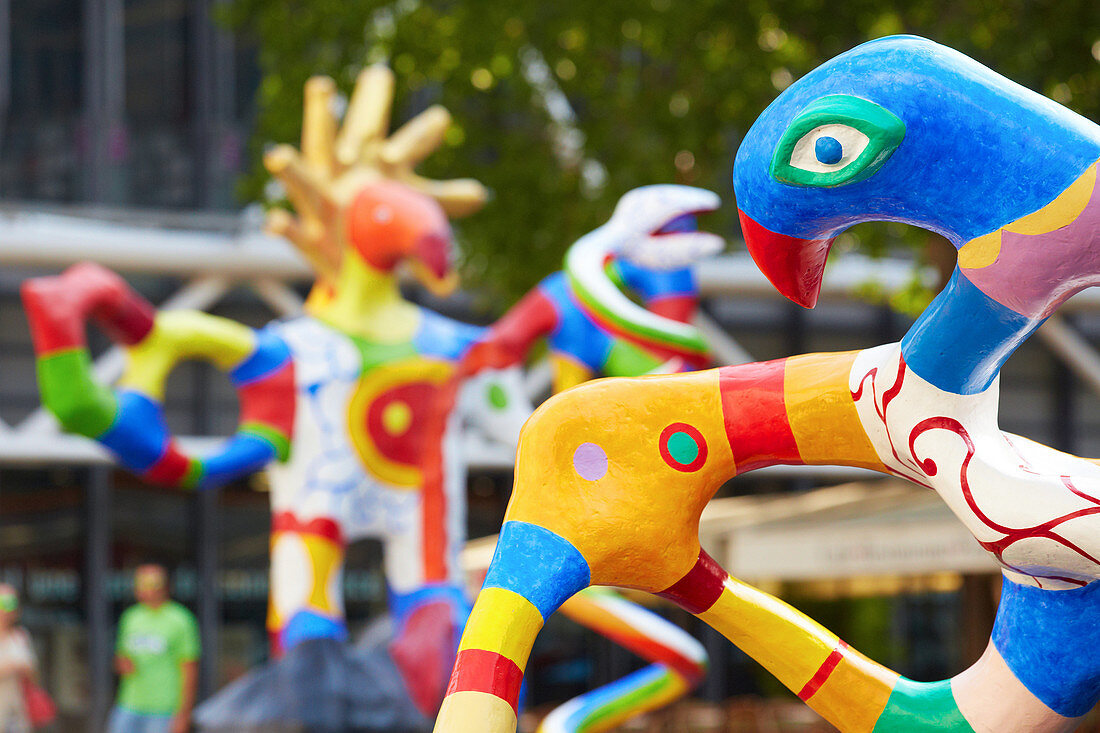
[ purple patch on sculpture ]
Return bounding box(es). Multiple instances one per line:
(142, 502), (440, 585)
(962, 165), (1100, 319)
(573, 442), (608, 481)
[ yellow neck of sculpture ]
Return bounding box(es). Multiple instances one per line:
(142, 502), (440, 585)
(312, 252), (420, 343)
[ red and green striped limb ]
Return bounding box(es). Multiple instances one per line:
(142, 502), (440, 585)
(22, 262), (295, 490)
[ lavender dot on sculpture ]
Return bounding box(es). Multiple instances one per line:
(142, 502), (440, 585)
(573, 442), (608, 481)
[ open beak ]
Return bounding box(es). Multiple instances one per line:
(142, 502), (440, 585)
(411, 231), (458, 297)
(738, 208), (834, 309)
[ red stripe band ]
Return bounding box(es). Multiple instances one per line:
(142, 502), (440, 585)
(797, 640), (849, 701)
(718, 360), (801, 473)
(142, 443), (192, 486)
(445, 649), (523, 715)
(271, 511), (345, 546)
(656, 550), (726, 615)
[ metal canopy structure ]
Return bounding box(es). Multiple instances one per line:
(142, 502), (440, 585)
(5, 206), (1100, 472)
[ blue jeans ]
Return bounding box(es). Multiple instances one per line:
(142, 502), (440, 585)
(106, 707), (173, 733)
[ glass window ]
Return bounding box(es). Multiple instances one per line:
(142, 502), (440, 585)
(0, 0), (84, 202)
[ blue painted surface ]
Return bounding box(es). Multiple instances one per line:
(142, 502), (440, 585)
(198, 434), (276, 489)
(901, 269), (1041, 394)
(98, 390), (170, 472)
(281, 609), (348, 650)
(387, 582), (471, 632)
(413, 309), (487, 361)
(230, 328), (291, 385)
(733, 36), (1100, 247)
(992, 576), (1100, 717)
(653, 212), (699, 235)
(614, 259), (696, 302)
(483, 521), (590, 620)
(541, 273), (613, 371)
(815, 136), (844, 165)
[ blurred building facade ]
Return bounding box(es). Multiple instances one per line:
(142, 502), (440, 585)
(2, 0), (256, 210)
(4, 2), (1100, 731)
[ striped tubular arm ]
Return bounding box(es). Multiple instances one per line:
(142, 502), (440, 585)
(539, 587), (707, 733)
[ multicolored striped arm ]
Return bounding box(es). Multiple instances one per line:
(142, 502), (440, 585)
(540, 587), (707, 733)
(658, 550), (975, 732)
(23, 262), (295, 489)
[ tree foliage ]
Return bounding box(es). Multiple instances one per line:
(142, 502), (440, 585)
(221, 0), (1100, 306)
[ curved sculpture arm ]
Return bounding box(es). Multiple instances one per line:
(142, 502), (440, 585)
(23, 262), (295, 489)
(563, 185), (722, 364)
(540, 588), (707, 733)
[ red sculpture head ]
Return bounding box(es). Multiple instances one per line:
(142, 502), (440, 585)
(346, 180), (456, 296)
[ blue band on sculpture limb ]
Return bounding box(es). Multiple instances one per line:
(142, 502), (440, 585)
(992, 576), (1100, 717)
(483, 521), (591, 620)
(230, 328), (291, 385)
(614, 259), (696, 301)
(98, 390), (171, 472)
(542, 274), (613, 371)
(561, 664), (672, 730)
(387, 582), (470, 630)
(198, 434), (276, 490)
(281, 610), (348, 650)
(901, 270), (1038, 395)
(414, 309), (487, 361)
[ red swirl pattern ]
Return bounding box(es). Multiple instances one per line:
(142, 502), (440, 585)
(855, 355), (1100, 588)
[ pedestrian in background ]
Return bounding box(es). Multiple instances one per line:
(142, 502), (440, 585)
(108, 565), (199, 733)
(0, 584), (38, 733)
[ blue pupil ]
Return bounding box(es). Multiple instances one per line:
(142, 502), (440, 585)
(815, 136), (844, 165)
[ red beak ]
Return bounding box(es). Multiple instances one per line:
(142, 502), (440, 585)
(416, 231), (452, 282)
(738, 208), (834, 309)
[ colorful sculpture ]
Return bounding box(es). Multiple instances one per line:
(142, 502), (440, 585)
(435, 36), (1100, 733)
(485, 184), (721, 392)
(22, 66), (527, 728)
(23, 64), (725, 729)
(470, 184), (721, 733)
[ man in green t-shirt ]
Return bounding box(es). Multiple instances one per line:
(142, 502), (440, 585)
(108, 565), (200, 733)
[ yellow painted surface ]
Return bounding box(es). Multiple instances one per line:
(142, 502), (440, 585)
(264, 532), (345, 629)
(551, 353), (594, 394)
(507, 370), (735, 592)
(958, 162), (1097, 268)
(697, 576), (838, 694)
(956, 231), (1001, 269)
(434, 691), (517, 733)
(809, 649), (897, 732)
(784, 352), (887, 471)
(458, 588), (544, 670)
(382, 400), (413, 434)
(303, 534), (344, 613)
(316, 253), (422, 342)
(120, 310), (256, 400)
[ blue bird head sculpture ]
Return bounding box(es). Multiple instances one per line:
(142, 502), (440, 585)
(733, 35), (1100, 311)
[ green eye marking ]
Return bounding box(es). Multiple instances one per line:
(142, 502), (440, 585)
(769, 95), (905, 188)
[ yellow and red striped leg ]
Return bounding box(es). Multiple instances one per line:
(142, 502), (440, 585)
(435, 521), (591, 733)
(657, 549), (902, 732)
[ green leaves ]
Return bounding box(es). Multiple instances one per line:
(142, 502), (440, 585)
(223, 0), (1100, 308)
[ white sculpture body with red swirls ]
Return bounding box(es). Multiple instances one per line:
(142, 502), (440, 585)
(851, 343), (1100, 590)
